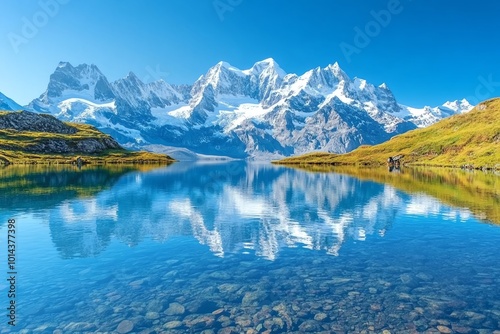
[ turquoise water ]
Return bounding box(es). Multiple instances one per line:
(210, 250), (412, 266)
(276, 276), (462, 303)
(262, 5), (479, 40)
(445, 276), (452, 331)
(0, 162), (499, 333)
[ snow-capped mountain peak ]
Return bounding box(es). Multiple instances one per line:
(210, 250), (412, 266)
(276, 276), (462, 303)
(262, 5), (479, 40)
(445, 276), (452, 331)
(40, 62), (114, 104)
(125, 71), (141, 82)
(379, 83), (389, 90)
(326, 61), (348, 79)
(187, 59), (289, 122)
(213, 61), (246, 77)
(328, 61), (340, 69)
(57, 61), (69, 68)
(442, 99), (473, 114)
(246, 58), (286, 78)
(397, 98), (474, 128)
(216, 61), (236, 69)
(28, 62), (190, 135)
(197, 62), (247, 92)
(295, 62), (350, 94)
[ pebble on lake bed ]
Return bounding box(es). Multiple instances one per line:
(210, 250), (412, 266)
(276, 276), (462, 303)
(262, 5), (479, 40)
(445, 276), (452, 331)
(437, 325), (452, 333)
(165, 302), (185, 315)
(116, 320), (134, 333)
(145, 311), (159, 320)
(314, 312), (328, 321)
(164, 320), (183, 329)
(212, 308), (225, 315)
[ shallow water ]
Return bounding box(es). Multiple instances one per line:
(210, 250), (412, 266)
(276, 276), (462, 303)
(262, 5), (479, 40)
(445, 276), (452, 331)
(0, 162), (499, 333)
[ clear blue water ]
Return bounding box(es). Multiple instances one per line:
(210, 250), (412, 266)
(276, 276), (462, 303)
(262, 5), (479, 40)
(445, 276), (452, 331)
(0, 162), (499, 334)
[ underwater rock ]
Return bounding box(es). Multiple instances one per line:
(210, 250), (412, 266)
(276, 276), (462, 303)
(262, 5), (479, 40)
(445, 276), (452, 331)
(298, 320), (321, 332)
(452, 324), (474, 334)
(314, 313), (328, 321)
(241, 291), (267, 307)
(437, 325), (452, 333)
(145, 312), (159, 320)
(63, 322), (97, 332)
(329, 277), (353, 285)
(212, 308), (225, 315)
(185, 315), (215, 329)
(200, 330), (215, 334)
(165, 302), (185, 316)
(235, 315), (252, 327)
(163, 320), (183, 329)
(116, 320), (134, 334)
(147, 299), (164, 313)
(218, 327), (238, 334)
(218, 283), (242, 294)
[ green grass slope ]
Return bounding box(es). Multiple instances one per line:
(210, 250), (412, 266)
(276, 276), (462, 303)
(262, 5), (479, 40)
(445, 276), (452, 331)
(275, 98), (500, 168)
(0, 110), (175, 165)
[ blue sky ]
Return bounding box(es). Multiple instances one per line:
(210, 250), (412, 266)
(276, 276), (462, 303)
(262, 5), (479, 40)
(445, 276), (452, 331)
(0, 0), (499, 107)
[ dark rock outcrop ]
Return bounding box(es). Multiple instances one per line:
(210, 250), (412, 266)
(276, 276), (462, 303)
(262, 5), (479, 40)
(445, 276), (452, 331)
(0, 110), (123, 155)
(0, 110), (77, 134)
(25, 138), (121, 154)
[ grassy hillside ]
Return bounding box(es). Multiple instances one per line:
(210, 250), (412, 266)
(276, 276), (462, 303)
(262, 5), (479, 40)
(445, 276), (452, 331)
(0, 148), (175, 165)
(275, 98), (500, 169)
(0, 111), (175, 165)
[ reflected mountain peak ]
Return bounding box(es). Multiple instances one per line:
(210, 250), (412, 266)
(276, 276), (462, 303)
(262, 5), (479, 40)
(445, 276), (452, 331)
(5, 162), (498, 260)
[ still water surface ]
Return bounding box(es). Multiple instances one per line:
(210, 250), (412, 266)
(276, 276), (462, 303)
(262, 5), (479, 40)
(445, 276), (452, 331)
(0, 162), (499, 333)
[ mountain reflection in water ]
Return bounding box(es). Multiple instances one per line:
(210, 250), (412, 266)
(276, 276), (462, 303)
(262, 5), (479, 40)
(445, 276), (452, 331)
(3, 162), (494, 260)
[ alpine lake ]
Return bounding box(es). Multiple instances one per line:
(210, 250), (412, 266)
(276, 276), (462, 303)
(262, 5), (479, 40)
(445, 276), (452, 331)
(0, 162), (499, 334)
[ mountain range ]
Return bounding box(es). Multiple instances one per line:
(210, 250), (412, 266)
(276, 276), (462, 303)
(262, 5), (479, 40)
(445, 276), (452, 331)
(277, 98), (500, 168)
(1, 59), (474, 159)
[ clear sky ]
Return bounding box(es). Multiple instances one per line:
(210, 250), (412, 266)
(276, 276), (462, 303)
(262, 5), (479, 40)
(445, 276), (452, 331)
(0, 0), (499, 107)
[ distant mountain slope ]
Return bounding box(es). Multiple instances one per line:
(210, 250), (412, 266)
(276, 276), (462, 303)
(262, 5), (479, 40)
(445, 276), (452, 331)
(26, 60), (473, 159)
(276, 98), (500, 168)
(0, 110), (173, 165)
(397, 99), (473, 128)
(0, 92), (23, 111)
